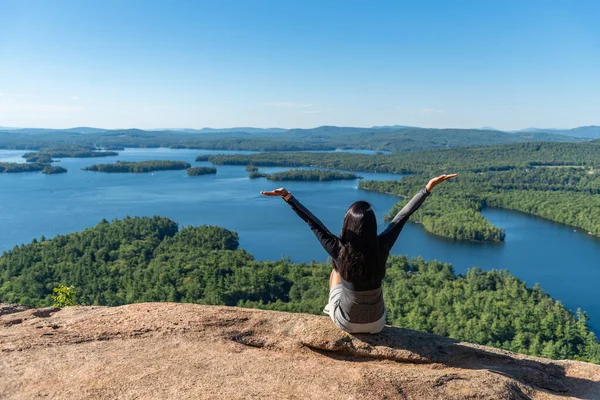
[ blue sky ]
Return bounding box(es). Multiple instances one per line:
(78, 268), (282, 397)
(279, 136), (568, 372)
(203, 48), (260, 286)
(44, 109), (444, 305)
(0, 0), (598, 130)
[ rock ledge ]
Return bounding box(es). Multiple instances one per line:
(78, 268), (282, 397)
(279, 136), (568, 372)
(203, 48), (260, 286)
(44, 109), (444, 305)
(1, 303), (599, 399)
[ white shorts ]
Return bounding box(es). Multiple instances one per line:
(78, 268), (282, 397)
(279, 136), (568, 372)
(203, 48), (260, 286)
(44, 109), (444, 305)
(323, 284), (386, 334)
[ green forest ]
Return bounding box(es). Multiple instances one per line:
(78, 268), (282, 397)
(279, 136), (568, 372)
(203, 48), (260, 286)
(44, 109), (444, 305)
(203, 141), (600, 174)
(187, 166), (217, 176)
(202, 142), (600, 241)
(248, 168), (362, 181)
(0, 216), (598, 363)
(360, 171), (600, 240)
(83, 160), (191, 173)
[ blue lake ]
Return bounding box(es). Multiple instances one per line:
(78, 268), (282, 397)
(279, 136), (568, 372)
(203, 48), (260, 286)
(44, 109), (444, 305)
(1, 148), (599, 333)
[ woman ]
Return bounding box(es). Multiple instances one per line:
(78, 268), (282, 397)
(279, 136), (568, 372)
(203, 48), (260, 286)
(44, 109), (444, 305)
(261, 173), (457, 334)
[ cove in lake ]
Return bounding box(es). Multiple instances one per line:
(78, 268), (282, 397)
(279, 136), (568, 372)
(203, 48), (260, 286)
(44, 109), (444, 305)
(1, 148), (599, 333)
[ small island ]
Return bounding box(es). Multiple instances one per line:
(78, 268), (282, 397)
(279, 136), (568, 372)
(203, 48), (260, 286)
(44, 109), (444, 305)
(83, 160), (191, 173)
(0, 162), (46, 173)
(22, 153), (54, 163)
(187, 166), (217, 176)
(245, 165), (259, 172)
(42, 166), (68, 174)
(249, 169), (363, 181)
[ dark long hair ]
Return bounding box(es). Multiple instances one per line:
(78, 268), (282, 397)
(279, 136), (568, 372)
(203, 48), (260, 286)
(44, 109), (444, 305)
(337, 201), (383, 283)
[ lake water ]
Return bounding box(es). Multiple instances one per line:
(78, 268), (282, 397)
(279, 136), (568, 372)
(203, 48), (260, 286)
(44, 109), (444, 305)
(1, 148), (599, 333)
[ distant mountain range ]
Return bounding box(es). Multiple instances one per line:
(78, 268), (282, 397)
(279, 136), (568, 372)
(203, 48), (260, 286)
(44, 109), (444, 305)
(1, 124), (594, 154)
(155, 127), (288, 134)
(511, 126), (600, 139)
(0, 127), (109, 134)
(370, 125), (414, 130)
(1, 125), (599, 140)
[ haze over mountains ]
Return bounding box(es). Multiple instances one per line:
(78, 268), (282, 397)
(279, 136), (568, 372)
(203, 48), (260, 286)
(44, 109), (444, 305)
(1, 125), (599, 139)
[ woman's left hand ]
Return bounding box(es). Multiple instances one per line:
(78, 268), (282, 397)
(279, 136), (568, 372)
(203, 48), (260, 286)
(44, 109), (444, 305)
(260, 187), (290, 197)
(426, 174), (458, 192)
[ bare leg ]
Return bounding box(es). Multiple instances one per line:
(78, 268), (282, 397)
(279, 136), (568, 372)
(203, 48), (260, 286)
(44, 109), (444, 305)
(329, 268), (342, 288)
(324, 269), (343, 315)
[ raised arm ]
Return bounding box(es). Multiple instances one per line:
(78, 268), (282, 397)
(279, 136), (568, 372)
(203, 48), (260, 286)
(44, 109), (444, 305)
(260, 188), (341, 258)
(378, 187), (430, 252)
(378, 174), (457, 252)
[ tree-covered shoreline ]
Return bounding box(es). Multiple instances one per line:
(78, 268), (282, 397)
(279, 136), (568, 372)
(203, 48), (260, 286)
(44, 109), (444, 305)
(203, 142), (600, 174)
(248, 168), (362, 181)
(200, 143), (600, 241)
(0, 216), (598, 363)
(83, 160), (191, 173)
(361, 171), (600, 239)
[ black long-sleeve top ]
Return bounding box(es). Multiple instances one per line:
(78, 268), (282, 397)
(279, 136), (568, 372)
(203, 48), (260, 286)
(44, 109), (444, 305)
(285, 187), (431, 290)
(285, 187), (430, 325)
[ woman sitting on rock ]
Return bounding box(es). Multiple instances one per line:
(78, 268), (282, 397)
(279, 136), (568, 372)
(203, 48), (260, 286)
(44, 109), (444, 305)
(260, 173), (457, 334)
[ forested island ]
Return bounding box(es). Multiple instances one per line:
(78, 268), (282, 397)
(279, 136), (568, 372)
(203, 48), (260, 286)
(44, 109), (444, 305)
(187, 166), (217, 176)
(248, 169), (362, 181)
(0, 161), (67, 175)
(83, 160), (191, 173)
(0, 162), (46, 173)
(41, 166), (67, 174)
(0, 216), (598, 363)
(22, 145), (118, 162)
(22, 153), (54, 163)
(201, 141), (600, 242)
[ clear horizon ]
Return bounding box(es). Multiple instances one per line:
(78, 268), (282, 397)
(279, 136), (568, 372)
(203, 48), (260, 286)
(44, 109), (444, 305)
(1, 0), (599, 130)
(0, 124), (598, 132)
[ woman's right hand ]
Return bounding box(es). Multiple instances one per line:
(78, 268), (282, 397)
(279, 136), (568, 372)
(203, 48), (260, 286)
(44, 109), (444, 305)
(426, 174), (458, 192)
(260, 187), (290, 197)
